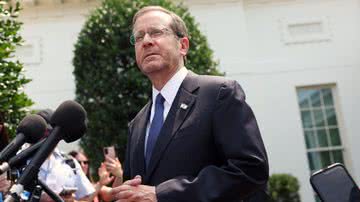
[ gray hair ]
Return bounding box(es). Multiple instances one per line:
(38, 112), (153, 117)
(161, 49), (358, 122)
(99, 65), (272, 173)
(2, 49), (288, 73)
(132, 6), (188, 38)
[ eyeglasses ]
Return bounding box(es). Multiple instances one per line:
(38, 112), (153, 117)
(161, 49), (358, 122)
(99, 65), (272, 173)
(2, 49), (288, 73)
(78, 160), (89, 165)
(130, 27), (175, 45)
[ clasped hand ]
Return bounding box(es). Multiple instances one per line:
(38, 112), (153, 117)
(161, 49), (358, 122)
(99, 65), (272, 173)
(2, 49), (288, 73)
(111, 175), (157, 202)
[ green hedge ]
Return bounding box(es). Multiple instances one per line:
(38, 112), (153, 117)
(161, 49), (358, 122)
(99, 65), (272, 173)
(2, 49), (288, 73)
(269, 173), (301, 202)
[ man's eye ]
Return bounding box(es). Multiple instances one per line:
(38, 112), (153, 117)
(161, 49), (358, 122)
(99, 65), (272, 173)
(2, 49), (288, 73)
(150, 30), (163, 37)
(135, 35), (144, 41)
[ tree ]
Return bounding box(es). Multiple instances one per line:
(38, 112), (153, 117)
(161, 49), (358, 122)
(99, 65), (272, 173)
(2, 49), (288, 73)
(73, 0), (222, 171)
(268, 173), (301, 202)
(0, 0), (33, 137)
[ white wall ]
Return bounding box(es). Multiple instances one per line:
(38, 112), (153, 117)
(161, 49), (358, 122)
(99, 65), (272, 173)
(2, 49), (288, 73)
(19, 2), (98, 151)
(188, 0), (360, 201)
(18, 0), (360, 201)
(19, 3), (97, 109)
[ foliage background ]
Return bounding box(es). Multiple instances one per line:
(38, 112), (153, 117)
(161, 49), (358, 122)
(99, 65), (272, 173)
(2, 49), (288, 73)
(268, 173), (301, 202)
(73, 0), (222, 172)
(0, 0), (33, 138)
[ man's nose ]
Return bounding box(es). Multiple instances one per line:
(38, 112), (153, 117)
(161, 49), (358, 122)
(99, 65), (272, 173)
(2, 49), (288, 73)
(142, 33), (154, 45)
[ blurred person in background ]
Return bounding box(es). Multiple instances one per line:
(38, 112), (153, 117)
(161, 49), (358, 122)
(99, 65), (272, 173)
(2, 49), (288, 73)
(69, 150), (123, 202)
(0, 115), (10, 196)
(68, 151), (93, 183)
(35, 109), (95, 202)
(0, 115), (9, 151)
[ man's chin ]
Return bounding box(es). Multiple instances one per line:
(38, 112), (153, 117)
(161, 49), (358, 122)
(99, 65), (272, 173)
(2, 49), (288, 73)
(140, 63), (163, 74)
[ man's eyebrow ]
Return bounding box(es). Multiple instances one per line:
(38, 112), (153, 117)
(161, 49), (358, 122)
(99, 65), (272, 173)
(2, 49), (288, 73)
(134, 25), (166, 32)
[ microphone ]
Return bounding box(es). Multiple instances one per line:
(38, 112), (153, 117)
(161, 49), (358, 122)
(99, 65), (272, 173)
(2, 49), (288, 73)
(0, 109), (56, 174)
(36, 109), (53, 125)
(5, 100), (87, 202)
(49, 100), (87, 143)
(0, 139), (46, 175)
(0, 115), (47, 163)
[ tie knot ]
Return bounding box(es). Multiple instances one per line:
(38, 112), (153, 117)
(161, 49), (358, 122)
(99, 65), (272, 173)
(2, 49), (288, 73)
(155, 94), (165, 105)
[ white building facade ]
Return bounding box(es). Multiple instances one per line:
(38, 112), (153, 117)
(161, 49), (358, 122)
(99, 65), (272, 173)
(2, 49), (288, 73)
(18, 0), (360, 201)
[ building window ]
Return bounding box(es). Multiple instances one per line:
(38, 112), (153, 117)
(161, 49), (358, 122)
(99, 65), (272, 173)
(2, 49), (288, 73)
(297, 86), (344, 174)
(297, 86), (344, 202)
(280, 17), (332, 45)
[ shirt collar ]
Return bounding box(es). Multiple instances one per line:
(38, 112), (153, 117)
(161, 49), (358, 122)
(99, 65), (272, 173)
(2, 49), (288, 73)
(152, 66), (188, 106)
(52, 147), (62, 158)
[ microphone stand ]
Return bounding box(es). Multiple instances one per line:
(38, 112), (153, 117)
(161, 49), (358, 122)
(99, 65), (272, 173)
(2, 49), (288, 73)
(0, 139), (45, 176)
(28, 185), (41, 202)
(36, 180), (63, 202)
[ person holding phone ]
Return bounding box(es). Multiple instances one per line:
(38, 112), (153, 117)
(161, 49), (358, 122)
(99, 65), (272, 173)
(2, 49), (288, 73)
(103, 147), (124, 188)
(68, 150), (123, 202)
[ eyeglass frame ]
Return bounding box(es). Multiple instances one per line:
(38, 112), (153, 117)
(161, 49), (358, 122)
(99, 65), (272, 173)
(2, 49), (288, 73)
(130, 27), (183, 45)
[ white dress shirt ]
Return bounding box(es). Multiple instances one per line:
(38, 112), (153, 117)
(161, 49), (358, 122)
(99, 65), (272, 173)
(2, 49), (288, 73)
(37, 148), (95, 199)
(144, 67), (188, 153)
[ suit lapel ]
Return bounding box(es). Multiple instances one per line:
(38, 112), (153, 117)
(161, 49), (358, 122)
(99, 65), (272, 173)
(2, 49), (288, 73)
(145, 72), (199, 183)
(131, 101), (151, 179)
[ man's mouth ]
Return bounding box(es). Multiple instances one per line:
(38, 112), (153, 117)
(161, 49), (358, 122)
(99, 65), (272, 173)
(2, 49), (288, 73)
(145, 53), (159, 58)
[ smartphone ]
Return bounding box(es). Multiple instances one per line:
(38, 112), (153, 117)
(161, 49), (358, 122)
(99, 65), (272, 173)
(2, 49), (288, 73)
(310, 163), (360, 202)
(103, 146), (116, 159)
(59, 186), (78, 195)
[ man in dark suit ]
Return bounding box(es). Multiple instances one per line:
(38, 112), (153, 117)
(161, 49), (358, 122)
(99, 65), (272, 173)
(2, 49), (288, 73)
(111, 5), (269, 202)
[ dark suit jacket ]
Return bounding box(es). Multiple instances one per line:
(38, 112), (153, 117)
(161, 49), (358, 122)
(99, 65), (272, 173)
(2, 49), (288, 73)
(124, 71), (269, 202)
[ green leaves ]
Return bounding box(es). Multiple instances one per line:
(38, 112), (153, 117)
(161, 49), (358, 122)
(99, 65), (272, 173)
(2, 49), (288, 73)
(269, 174), (301, 202)
(73, 0), (222, 171)
(0, 0), (33, 137)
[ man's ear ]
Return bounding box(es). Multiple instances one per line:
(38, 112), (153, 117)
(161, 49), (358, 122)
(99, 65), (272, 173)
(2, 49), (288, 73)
(179, 37), (189, 57)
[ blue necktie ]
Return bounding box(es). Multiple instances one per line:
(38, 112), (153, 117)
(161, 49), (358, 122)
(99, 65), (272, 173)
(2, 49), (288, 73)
(145, 94), (165, 167)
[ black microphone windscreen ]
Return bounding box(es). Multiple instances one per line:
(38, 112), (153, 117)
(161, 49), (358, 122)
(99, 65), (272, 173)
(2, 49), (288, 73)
(16, 115), (47, 144)
(50, 100), (87, 143)
(36, 109), (53, 124)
